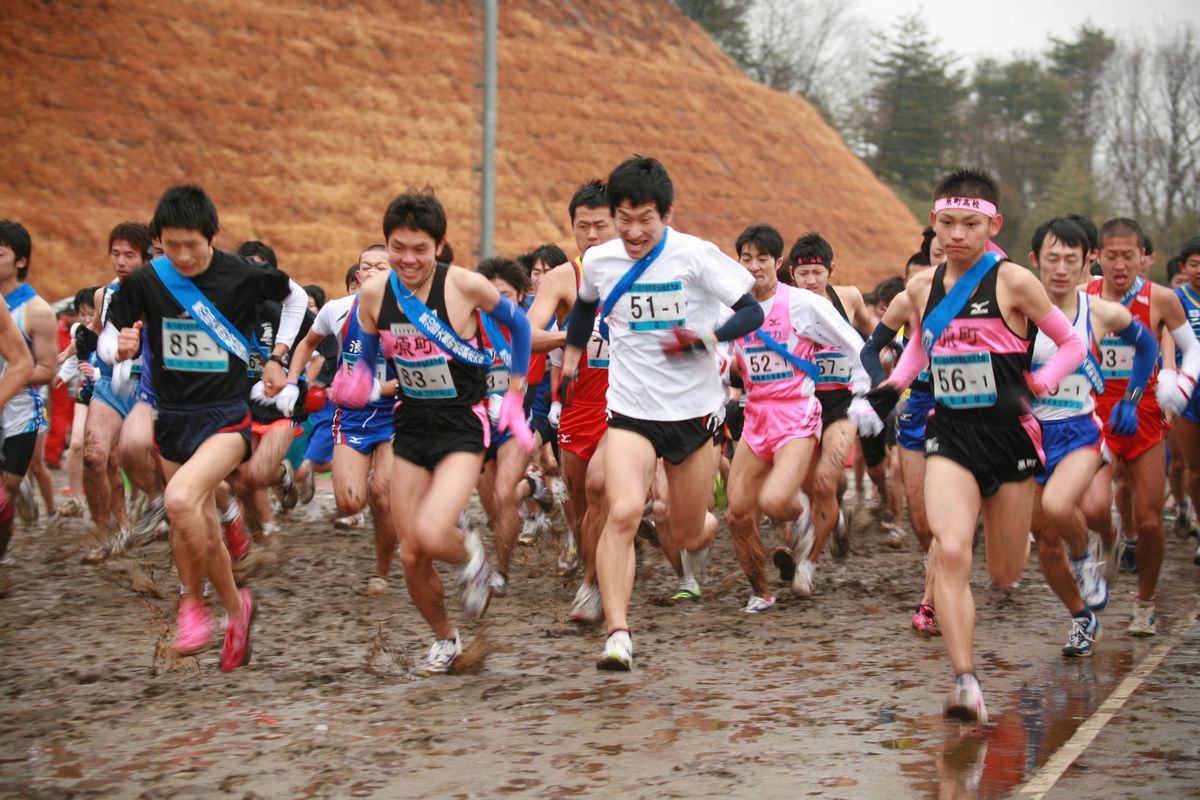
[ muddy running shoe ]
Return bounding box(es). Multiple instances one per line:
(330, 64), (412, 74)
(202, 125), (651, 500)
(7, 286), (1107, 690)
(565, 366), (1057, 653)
(569, 582), (603, 623)
(1062, 611), (1100, 658)
(489, 572), (509, 598)
(744, 594), (776, 614)
(884, 524), (906, 549)
(1070, 551), (1108, 612)
(829, 510), (850, 559)
(518, 512), (547, 545)
(558, 529), (580, 573)
(911, 604), (941, 636)
(791, 559), (816, 597)
(297, 462), (316, 506)
(551, 478), (568, 506)
(418, 633), (462, 676)
(108, 527), (134, 557)
(277, 460), (298, 512)
(671, 577), (702, 602)
(174, 598), (214, 655)
(58, 496), (83, 517)
(365, 576), (389, 596)
(1119, 538), (1137, 573)
(132, 494), (166, 548)
(334, 512), (365, 530)
(772, 546), (797, 584)
(945, 673), (988, 724)
(15, 479), (36, 527)
(1175, 499), (1196, 540)
(261, 521), (281, 538)
(1128, 597), (1157, 636)
(529, 475), (553, 512)
(596, 629), (632, 671)
(220, 588), (256, 672)
(458, 531), (492, 618)
(222, 500), (250, 561)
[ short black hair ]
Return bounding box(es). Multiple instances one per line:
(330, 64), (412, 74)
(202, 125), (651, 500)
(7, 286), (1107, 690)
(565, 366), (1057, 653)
(933, 167), (1000, 207)
(304, 284), (326, 310)
(437, 240), (455, 265)
(569, 180), (609, 221)
(0, 220), (32, 282)
(151, 185), (219, 241)
(345, 264), (360, 290)
(1180, 236), (1200, 263)
(905, 251), (930, 277)
(477, 257), (531, 295)
(1143, 235), (1154, 256)
(528, 242), (568, 273)
(1066, 213), (1099, 254)
(108, 221), (153, 261)
(735, 224), (784, 261)
(1099, 218), (1146, 250)
(786, 232), (834, 269)
(383, 187), (447, 243)
(919, 226), (937, 263)
(74, 287), (97, 313)
(875, 276), (905, 306)
(607, 156), (672, 217)
(237, 240), (278, 268)
(1031, 217), (1090, 260)
(1166, 256), (1183, 282)
(360, 243), (386, 260)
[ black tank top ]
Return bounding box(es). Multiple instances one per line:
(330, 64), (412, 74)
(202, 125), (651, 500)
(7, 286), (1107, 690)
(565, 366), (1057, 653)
(826, 286), (849, 321)
(922, 262), (1035, 422)
(376, 263), (487, 407)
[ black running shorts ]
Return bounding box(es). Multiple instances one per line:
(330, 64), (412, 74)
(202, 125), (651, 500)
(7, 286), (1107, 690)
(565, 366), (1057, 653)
(155, 399), (252, 465)
(392, 402), (487, 470)
(923, 411), (1043, 497)
(607, 410), (720, 465)
(817, 388), (852, 429)
(0, 431), (37, 477)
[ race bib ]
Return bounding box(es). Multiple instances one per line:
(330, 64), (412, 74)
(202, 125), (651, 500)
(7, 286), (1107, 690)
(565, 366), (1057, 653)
(394, 356), (456, 399)
(626, 281), (685, 331)
(743, 344), (793, 384)
(162, 318), (229, 373)
(814, 351), (852, 387)
(1033, 367), (1091, 412)
(586, 330), (610, 369)
(486, 363), (510, 396)
(1098, 337), (1133, 380)
(930, 351), (997, 408)
(345, 350), (388, 383)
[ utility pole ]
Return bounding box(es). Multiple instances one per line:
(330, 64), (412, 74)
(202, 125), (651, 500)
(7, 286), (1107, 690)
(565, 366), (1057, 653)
(480, 0), (497, 258)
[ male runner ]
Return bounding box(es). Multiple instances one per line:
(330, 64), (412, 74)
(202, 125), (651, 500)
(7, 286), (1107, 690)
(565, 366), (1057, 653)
(1166, 236), (1200, 567)
(101, 185), (308, 671)
(0, 223), (38, 571)
(725, 224), (881, 612)
(1086, 218), (1200, 635)
(1029, 217), (1158, 657)
(561, 156), (765, 669)
(524, 180), (617, 622)
(868, 168), (1087, 722)
(287, 245), (397, 594)
(336, 188), (534, 675)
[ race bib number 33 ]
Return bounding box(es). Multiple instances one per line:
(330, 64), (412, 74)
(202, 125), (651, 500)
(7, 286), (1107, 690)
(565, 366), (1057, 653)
(162, 318), (229, 373)
(931, 351), (997, 408)
(626, 281), (685, 331)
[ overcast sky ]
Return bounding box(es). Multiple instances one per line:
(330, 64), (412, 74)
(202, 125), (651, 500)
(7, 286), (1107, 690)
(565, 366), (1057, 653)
(855, 0), (1199, 62)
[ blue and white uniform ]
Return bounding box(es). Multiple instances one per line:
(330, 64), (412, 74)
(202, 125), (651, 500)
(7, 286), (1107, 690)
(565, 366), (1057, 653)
(93, 281), (142, 418)
(1176, 283), (1200, 424)
(315, 293), (396, 455)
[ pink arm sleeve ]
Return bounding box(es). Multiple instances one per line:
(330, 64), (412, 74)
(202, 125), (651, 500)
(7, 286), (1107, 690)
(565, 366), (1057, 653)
(1028, 306), (1086, 395)
(887, 331), (931, 392)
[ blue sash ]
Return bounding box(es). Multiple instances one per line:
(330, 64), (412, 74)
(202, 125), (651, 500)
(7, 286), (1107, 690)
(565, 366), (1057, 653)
(598, 228), (670, 341)
(151, 256), (252, 364)
(387, 271), (488, 367)
(4, 283), (35, 313)
(1078, 298), (1105, 394)
(921, 252), (1002, 357)
(1119, 276), (1145, 307)
(479, 311), (512, 369)
(753, 330), (820, 383)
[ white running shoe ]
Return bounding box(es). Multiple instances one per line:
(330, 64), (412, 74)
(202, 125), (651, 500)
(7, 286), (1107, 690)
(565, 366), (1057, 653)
(518, 513), (545, 545)
(1070, 551), (1109, 611)
(945, 673), (988, 724)
(558, 529), (580, 573)
(261, 521), (281, 538)
(596, 629), (632, 671)
(334, 512), (365, 530)
(743, 594), (776, 614)
(132, 495), (166, 548)
(365, 576), (389, 596)
(458, 531), (492, 618)
(489, 572), (509, 597)
(1128, 598), (1157, 636)
(829, 510), (850, 559)
(418, 633), (462, 675)
(792, 560), (816, 596)
(569, 582), (603, 623)
(885, 525), (906, 549)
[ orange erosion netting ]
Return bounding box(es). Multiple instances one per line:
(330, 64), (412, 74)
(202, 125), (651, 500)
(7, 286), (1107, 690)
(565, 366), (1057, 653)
(1, 0), (918, 300)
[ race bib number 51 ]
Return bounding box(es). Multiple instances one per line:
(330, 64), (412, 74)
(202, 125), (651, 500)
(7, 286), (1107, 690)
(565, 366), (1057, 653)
(626, 281), (685, 331)
(162, 318), (229, 373)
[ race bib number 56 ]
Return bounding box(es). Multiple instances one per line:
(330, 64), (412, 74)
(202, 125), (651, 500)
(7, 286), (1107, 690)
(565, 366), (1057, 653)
(930, 351), (997, 408)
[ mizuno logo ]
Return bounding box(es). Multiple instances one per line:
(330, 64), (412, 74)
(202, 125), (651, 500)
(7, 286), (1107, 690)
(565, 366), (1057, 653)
(969, 301), (990, 315)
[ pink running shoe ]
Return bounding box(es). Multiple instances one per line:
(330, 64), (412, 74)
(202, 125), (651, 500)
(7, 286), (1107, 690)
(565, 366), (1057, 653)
(223, 503), (250, 561)
(911, 604), (941, 636)
(174, 598), (213, 655)
(221, 588), (256, 672)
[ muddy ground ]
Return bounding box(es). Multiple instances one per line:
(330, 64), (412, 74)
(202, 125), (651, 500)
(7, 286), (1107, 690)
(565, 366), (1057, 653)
(1, 475), (1198, 799)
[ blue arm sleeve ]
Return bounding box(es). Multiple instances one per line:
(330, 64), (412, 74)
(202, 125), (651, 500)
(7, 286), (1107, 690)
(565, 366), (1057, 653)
(1117, 318), (1158, 397)
(490, 296), (531, 378)
(357, 329), (380, 369)
(565, 297), (600, 350)
(860, 322), (898, 387)
(713, 294), (765, 342)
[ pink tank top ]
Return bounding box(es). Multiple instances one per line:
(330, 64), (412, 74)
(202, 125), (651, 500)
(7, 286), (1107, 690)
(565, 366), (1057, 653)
(735, 283), (818, 403)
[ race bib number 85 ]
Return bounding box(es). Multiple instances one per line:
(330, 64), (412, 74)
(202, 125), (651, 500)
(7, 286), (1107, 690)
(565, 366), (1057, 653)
(163, 318), (229, 373)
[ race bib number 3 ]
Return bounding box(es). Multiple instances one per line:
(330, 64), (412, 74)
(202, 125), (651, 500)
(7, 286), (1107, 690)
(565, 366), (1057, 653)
(743, 344), (793, 384)
(626, 281), (685, 331)
(1099, 337), (1134, 380)
(930, 351), (997, 408)
(162, 318), (229, 373)
(394, 356), (456, 399)
(486, 365), (510, 396)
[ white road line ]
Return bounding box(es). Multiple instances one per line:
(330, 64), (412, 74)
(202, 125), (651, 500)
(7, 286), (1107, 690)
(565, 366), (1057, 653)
(1019, 598), (1200, 798)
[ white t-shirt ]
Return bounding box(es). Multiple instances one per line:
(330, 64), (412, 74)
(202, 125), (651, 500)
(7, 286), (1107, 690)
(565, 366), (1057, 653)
(578, 229), (753, 421)
(768, 286), (871, 395)
(311, 294), (355, 346)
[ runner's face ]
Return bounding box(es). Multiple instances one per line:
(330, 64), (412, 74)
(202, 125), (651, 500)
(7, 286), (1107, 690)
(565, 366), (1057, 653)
(1184, 254), (1200, 290)
(572, 206), (615, 256)
(78, 304), (96, 327)
(158, 227), (214, 277)
(356, 250), (389, 285)
(0, 245), (21, 284)
(1098, 236), (1143, 294)
(530, 260), (550, 293)
(1033, 234), (1085, 299)
(386, 228), (440, 288)
(929, 237), (946, 266)
(738, 243), (779, 298)
(491, 278), (522, 304)
(932, 209), (998, 266)
(110, 239), (146, 280)
(792, 262), (830, 295)
(614, 201), (665, 261)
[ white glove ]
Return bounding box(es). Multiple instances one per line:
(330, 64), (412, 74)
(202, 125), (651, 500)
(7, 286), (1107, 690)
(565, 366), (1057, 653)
(274, 383), (300, 417)
(548, 400), (562, 428)
(111, 359), (137, 398)
(1155, 368), (1195, 416)
(370, 379), (382, 404)
(487, 392), (504, 424)
(850, 395), (885, 438)
(250, 380), (270, 405)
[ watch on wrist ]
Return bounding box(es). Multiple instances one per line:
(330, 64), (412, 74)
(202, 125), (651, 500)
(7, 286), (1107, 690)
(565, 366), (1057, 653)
(268, 354), (288, 367)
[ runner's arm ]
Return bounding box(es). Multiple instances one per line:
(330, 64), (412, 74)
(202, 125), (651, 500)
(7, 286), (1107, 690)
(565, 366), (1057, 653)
(0, 303), (33, 408)
(285, 328), (325, 385)
(273, 279), (309, 356)
(1092, 299), (1156, 400)
(25, 299), (58, 386)
(526, 265), (571, 354)
(793, 291), (869, 393)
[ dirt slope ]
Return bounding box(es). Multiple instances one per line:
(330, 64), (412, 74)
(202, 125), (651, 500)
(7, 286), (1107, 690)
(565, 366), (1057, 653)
(1, 0), (918, 300)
